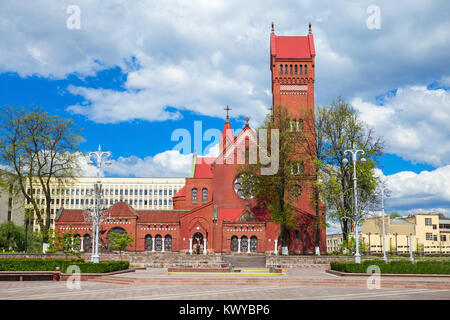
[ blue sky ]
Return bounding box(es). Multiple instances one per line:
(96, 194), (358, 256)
(1, 0), (449, 218)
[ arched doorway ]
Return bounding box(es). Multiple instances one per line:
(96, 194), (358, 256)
(231, 236), (238, 252)
(145, 235), (152, 251)
(83, 234), (91, 251)
(155, 234), (162, 251)
(250, 236), (258, 252)
(164, 235), (172, 251)
(192, 232), (203, 254)
(74, 234), (81, 251)
(241, 236), (248, 252)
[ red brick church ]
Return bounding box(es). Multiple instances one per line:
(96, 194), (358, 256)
(55, 24), (326, 255)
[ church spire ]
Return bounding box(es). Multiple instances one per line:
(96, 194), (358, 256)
(308, 22), (312, 34)
(224, 105), (232, 122)
(271, 21), (275, 34)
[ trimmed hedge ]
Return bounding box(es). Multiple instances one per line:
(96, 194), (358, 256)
(330, 260), (450, 274)
(0, 259), (130, 273)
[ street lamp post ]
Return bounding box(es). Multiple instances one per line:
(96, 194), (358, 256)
(343, 143), (366, 264)
(380, 187), (388, 262)
(409, 233), (415, 263)
(86, 145), (112, 263)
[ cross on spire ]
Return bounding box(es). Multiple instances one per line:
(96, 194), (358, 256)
(224, 105), (232, 121)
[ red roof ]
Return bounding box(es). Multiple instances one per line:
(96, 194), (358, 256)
(219, 208), (245, 222)
(105, 201), (138, 218)
(194, 157), (214, 178)
(56, 209), (85, 223)
(136, 210), (185, 223)
(271, 34), (315, 59)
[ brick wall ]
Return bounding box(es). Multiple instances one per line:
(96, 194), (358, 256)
(266, 255), (450, 268)
(80, 252), (224, 268)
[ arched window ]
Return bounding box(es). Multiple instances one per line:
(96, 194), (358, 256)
(241, 236), (248, 252)
(155, 234), (162, 251)
(304, 64), (307, 74)
(280, 64), (283, 74)
(164, 235), (172, 251)
(202, 188), (208, 204)
(290, 65), (293, 74)
(145, 234), (152, 251)
(294, 65), (298, 73)
(285, 64), (288, 73)
(192, 188), (198, 204)
(74, 234), (81, 251)
(83, 234), (91, 251)
(299, 65), (303, 74)
(250, 236), (258, 252)
(231, 236), (238, 252)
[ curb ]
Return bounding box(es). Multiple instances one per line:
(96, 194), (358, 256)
(326, 269), (450, 278)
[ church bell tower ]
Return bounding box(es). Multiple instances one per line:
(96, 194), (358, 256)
(270, 22), (316, 119)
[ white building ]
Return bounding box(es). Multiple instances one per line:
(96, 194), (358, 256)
(27, 177), (186, 232)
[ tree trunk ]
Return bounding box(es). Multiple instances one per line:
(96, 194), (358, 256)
(24, 219), (28, 253)
(314, 184), (321, 255)
(280, 225), (289, 255)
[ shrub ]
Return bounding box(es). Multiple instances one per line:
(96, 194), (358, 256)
(0, 258), (129, 273)
(331, 260), (450, 274)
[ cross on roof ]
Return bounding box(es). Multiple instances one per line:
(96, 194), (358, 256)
(224, 105), (232, 121)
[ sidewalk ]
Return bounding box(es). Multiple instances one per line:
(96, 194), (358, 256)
(87, 268), (450, 289)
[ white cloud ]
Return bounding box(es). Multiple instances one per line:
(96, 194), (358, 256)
(376, 166), (450, 215)
(352, 86), (450, 166)
(2, 1), (449, 123)
(80, 151), (191, 178)
(67, 51), (269, 123)
(102, 150), (192, 178)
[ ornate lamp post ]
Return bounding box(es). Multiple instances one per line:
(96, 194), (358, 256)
(85, 145), (111, 263)
(343, 143), (366, 263)
(380, 187), (388, 262)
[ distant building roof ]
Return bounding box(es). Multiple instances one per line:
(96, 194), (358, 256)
(390, 218), (414, 225)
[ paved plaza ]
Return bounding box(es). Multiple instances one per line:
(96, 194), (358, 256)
(1, 268), (450, 300)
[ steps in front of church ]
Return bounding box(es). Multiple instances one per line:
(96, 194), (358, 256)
(221, 255), (266, 268)
(87, 275), (450, 290)
(88, 276), (136, 285)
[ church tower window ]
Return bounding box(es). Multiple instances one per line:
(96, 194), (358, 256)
(202, 188), (208, 204)
(304, 64), (307, 74)
(192, 188), (198, 204)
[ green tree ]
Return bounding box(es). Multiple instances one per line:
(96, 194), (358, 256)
(108, 231), (134, 258)
(238, 105), (306, 254)
(316, 97), (384, 242)
(0, 221), (23, 251)
(50, 224), (81, 257)
(390, 212), (401, 219)
(0, 221), (42, 253)
(296, 106), (329, 254)
(0, 105), (83, 249)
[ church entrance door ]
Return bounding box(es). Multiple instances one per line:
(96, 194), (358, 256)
(192, 232), (203, 254)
